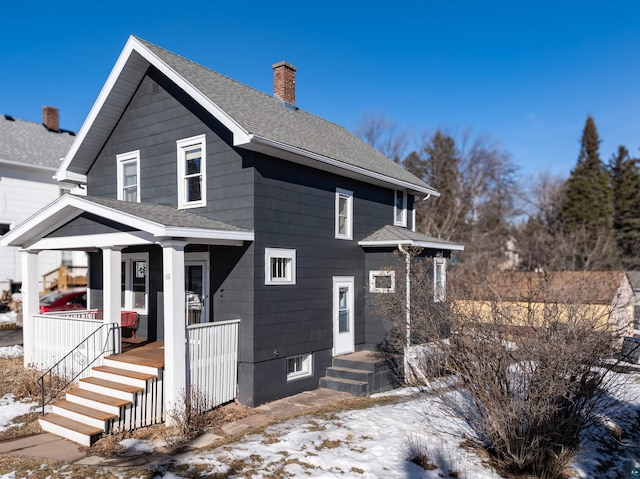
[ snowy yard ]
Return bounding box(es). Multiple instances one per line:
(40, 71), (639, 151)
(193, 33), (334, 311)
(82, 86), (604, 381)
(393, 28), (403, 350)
(0, 343), (638, 479)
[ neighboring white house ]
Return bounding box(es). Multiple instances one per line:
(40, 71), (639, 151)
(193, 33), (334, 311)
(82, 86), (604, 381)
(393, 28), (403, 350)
(0, 107), (86, 293)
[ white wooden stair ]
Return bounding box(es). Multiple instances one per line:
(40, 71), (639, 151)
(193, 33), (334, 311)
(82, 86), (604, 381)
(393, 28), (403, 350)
(39, 348), (163, 447)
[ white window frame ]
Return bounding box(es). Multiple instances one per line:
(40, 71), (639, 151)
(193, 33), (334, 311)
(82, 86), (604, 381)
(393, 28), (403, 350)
(116, 150), (140, 202)
(177, 134), (207, 209)
(335, 188), (353, 240)
(394, 190), (407, 227)
(121, 252), (149, 314)
(286, 353), (313, 380)
(434, 257), (446, 302)
(369, 270), (396, 293)
(265, 248), (296, 285)
(0, 221), (12, 236)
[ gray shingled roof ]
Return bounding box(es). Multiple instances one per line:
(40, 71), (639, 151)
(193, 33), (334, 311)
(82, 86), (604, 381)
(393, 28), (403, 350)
(137, 38), (432, 192)
(0, 115), (75, 169)
(83, 196), (251, 232)
(360, 225), (464, 250)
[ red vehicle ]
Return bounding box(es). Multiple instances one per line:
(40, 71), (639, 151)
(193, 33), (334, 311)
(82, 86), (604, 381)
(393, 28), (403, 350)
(39, 288), (87, 313)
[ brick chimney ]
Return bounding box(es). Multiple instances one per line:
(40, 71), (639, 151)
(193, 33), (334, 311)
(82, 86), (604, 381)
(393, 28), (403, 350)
(43, 106), (59, 131)
(272, 61), (297, 105)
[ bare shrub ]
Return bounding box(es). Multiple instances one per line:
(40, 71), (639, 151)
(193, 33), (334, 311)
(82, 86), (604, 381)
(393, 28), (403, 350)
(377, 260), (632, 479)
(167, 386), (209, 441)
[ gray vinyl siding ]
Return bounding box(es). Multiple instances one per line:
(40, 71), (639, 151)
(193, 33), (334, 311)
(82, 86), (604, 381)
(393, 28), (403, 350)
(364, 249), (402, 347)
(246, 153), (400, 405)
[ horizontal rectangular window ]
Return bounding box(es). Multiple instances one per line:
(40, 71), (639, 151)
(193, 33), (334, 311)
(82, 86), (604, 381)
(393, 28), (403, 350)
(369, 270), (395, 293)
(265, 248), (296, 285)
(0, 223), (10, 236)
(287, 353), (312, 380)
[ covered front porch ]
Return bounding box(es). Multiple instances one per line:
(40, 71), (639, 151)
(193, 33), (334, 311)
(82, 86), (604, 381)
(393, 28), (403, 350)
(1, 195), (254, 442)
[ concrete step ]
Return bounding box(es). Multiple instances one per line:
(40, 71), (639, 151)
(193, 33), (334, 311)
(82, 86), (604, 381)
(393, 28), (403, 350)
(92, 365), (156, 389)
(51, 400), (118, 431)
(38, 413), (103, 447)
(319, 376), (368, 396)
(79, 376), (143, 401)
(66, 388), (131, 416)
(326, 366), (372, 383)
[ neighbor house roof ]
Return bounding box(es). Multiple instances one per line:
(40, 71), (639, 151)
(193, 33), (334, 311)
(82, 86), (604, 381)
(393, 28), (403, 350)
(56, 36), (438, 196)
(0, 194), (254, 250)
(468, 271), (630, 305)
(358, 225), (464, 251)
(0, 114), (75, 171)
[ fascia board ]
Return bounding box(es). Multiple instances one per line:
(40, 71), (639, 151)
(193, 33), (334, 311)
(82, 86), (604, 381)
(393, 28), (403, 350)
(162, 227), (254, 242)
(56, 36), (251, 183)
(29, 231), (155, 250)
(358, 239), (465, 251)
(245, 134), (441, 197)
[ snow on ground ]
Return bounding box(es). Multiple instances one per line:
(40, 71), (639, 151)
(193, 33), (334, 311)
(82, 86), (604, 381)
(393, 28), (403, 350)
(0, 347), (637, 478)
(0, 345), (24, 359)
(0, 311), (16, 324)
(0, 393), (38, 433)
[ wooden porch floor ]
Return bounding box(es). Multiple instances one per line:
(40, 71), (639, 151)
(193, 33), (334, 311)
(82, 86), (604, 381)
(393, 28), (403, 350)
(105, 341), (165, 369)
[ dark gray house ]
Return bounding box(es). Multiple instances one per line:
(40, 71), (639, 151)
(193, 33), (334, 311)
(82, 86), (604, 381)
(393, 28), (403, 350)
(2, 36), (462, 442)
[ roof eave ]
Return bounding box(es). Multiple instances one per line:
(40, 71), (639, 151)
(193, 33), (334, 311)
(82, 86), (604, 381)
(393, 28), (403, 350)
(244, 134), (440, 197)
(358, 239), (465, 251)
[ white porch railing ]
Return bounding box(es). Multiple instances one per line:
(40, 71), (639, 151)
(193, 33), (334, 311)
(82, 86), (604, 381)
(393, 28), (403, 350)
(32, 311), (118, 379)
(187, 319), (240, 409)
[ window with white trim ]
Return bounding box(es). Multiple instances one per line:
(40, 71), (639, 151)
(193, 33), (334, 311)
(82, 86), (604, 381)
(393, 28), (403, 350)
(394, 190), (407, 226)
(0, 223), (10, 236)
(177, 135), (206, 209)
(335, 188), (353, 240)
(121, 253), (149, 313)
(116, 150), (140, 202)
(287, 353), (312, 380)
(265, 248), (296, 285)
(369, 270), (395, 293)
(434, 257), (446, 302)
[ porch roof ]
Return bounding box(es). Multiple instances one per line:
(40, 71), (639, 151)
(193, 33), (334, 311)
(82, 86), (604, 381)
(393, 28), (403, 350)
(0, 194), (254, 250)
(358, 225), (464, 251)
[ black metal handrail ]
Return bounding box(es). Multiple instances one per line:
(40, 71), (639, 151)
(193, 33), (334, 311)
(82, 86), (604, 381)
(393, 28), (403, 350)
(37, 322), (120, 414)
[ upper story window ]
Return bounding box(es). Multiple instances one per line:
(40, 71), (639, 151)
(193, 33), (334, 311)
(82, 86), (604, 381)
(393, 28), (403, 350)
(116, 150), (140, 202)
(434, 257), (446, 302)
(265, 248), (296, 285)
(394, 190), (407, 227)
(177, 135), (206, 209)
(335, 188), (353, 240)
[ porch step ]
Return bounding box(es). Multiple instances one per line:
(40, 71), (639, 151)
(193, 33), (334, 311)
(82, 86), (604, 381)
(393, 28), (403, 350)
(103, 356), (161, 376)
(79, 376), (144, 401)
(52, 400), (118, 430)
(320, 352), (401, 396)
(92, 365), (156, 389)
(38, 413), (103, 447)
(66, 388), (131, 416)
(319, 376), (369, 396)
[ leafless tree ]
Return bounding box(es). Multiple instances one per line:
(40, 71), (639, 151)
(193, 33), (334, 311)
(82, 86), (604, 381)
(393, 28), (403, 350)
(354, 111), (411, 163)
(374, 259), (632, 478)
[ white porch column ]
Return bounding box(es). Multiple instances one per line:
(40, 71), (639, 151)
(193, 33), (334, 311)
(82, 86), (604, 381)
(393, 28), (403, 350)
(102, 247), (122, 353)
(20, 250), (39, 367)
(162, 240), (187, 422)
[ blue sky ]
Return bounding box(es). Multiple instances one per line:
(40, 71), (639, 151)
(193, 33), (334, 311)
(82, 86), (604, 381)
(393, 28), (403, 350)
(2, 1), (639, 179)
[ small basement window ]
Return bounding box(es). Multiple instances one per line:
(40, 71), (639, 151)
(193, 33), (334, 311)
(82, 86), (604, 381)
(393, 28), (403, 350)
(369, 270), (395, 293)
(265, 248), (296, 285)
(0, 223), (11, 236)
(287, 354), (312, 380)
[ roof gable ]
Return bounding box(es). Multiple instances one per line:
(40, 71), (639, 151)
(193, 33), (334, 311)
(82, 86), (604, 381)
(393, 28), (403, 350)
(56, 36), (437, 195)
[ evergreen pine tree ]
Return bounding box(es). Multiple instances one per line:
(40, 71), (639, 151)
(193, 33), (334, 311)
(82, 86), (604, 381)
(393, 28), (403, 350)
(403, 131), (464, 240)
(609, 146), (640, 269)
(561, 116), (618, 270)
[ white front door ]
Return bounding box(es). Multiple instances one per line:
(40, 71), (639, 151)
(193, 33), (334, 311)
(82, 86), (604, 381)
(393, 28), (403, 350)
(333, 276), (355, 356)
(185, 258), (208, 325)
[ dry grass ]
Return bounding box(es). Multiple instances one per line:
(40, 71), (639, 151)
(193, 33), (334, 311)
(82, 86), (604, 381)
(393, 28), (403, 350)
(0, 357), (43, 441)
